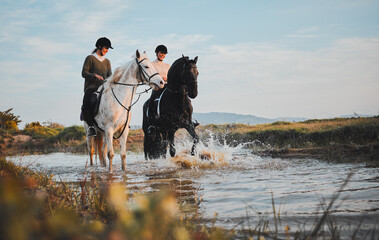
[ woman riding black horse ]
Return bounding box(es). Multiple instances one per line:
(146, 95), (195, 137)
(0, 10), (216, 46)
(143, 55), (199, 159)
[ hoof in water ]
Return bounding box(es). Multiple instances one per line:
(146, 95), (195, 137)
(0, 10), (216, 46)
(170, 147), (176, 157)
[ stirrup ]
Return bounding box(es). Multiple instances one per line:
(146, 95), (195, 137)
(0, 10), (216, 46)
(193, 120), (200, 128)
(87, 126), (97, 137)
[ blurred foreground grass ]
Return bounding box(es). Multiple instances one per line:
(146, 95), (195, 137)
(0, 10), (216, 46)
(0, 156), (231, 240)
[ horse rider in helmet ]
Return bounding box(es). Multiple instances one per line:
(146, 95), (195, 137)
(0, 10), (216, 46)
(151, 45), (171, 84)
(147, 45), (171, 119)
(81, 37), (113, 137)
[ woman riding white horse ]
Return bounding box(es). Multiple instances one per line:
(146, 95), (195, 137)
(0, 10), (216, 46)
(87, 50), (164, 173)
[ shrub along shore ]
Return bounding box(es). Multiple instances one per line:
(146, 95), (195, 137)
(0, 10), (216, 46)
(1, 116), (378, 165)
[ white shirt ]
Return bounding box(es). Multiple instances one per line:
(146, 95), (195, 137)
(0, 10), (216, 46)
(151, 59), (170, 82)
(93, 53), (105, 62)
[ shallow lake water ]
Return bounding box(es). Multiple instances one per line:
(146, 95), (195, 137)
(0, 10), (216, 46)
(8, 140), (379, 237)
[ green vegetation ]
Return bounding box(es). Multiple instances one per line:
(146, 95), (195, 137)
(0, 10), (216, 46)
(8, 122), (86, 155)
(23, 121), (63, 138)
(0, 108), (21, 131)
(197, 117), (379, 163)
(199, 117), (379, 146)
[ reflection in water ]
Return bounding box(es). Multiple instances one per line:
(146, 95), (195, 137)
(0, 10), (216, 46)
(8, 138), (379, 235)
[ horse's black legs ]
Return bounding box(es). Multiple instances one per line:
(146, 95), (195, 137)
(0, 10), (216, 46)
(167, 131), (176, 157)
(186, 124), (199, 155)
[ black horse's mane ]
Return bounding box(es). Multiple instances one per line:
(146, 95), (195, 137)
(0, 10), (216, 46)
(167, 57), (187, 81)
(167, 56), (197, 85)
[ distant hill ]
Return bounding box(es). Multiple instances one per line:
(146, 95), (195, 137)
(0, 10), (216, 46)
(192, 112), (307, 125)
(130, 112), (376, 128)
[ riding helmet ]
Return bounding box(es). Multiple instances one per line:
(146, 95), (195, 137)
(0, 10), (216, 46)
(155, 45), (168, 54)
(96, 37), (113, 49)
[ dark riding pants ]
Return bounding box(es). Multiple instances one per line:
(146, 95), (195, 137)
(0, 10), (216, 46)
(81, 87), (97, 126)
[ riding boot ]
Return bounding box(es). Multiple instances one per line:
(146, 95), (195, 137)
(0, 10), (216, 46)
(82, 89), (97, 137)
(193, 120), (200, 128)
(82, 106), (97, 137)
(148, 90), (159, 122)
(87, 126), (97, 137)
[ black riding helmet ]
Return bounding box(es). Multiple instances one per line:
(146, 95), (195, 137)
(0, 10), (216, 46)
(96, 37), (113, 49)
(155, 45), (168, 54)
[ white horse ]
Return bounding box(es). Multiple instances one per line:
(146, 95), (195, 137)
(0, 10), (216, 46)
(86, 50), (164, 173)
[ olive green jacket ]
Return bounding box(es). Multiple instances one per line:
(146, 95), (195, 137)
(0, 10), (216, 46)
(81, 55), (112, 91)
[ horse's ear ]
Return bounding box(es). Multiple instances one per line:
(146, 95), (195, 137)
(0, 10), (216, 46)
(194, 56), (198, 64)
(182, 54), (185, 59)
(136, 50), (140, 59)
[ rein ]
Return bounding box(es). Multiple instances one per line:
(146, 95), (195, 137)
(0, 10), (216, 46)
(108, 57), (158, 139)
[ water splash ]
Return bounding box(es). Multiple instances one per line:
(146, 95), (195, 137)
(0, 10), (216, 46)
(169, 130), (248, 169)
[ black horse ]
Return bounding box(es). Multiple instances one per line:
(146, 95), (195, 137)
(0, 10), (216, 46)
(143, 55), (199, 159)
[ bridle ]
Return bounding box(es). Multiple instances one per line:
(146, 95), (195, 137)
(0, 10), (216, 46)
(167, 62), (198, 94)
(112, 58), (160, 88)
(136, 58), (160, 84)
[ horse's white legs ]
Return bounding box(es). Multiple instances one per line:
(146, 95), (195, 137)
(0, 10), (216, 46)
(101, 137), (108, 168)
(104, 130), (115, 173)
(119, 123), (131, 172)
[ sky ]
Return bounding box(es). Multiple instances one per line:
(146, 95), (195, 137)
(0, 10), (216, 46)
(1, 0), (379, 127)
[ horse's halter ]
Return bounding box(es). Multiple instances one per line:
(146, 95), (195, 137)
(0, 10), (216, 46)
(136, 58), (160, 84)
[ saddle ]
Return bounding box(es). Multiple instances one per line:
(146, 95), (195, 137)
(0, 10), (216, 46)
(81, 86), (104, 122)
(148, 88), (167, 120)
(90, 86), (104, 116)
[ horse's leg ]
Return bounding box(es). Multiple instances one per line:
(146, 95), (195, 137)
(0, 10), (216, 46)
(186, 124), (199, 155)
(101, 134), (108, 168)
(95, 133), (103, 165)
(120, 123), (130, 172)
(143, 136), (149, 160)
(87, 136), (94, 165)
(104, 130), (115, 173)
(167, 131), (176, 157)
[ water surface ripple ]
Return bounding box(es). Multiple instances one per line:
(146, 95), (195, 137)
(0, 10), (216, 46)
(8, 149), (379, 234)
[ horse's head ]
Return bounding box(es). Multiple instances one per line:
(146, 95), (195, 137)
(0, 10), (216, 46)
(168, 55), (199, 99)
(135, 50), (165, 90)
(182, 55), (199, 99)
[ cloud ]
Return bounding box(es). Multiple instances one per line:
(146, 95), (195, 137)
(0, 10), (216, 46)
(286, 26), (320, 39)
(59, 0), (131, 37)
(1, 1), (378, 126)
(192, 38), (379, 118)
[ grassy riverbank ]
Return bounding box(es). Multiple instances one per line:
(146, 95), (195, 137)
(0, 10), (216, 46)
(197, 116), (379, 164)
(1, 116), (378, 164)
